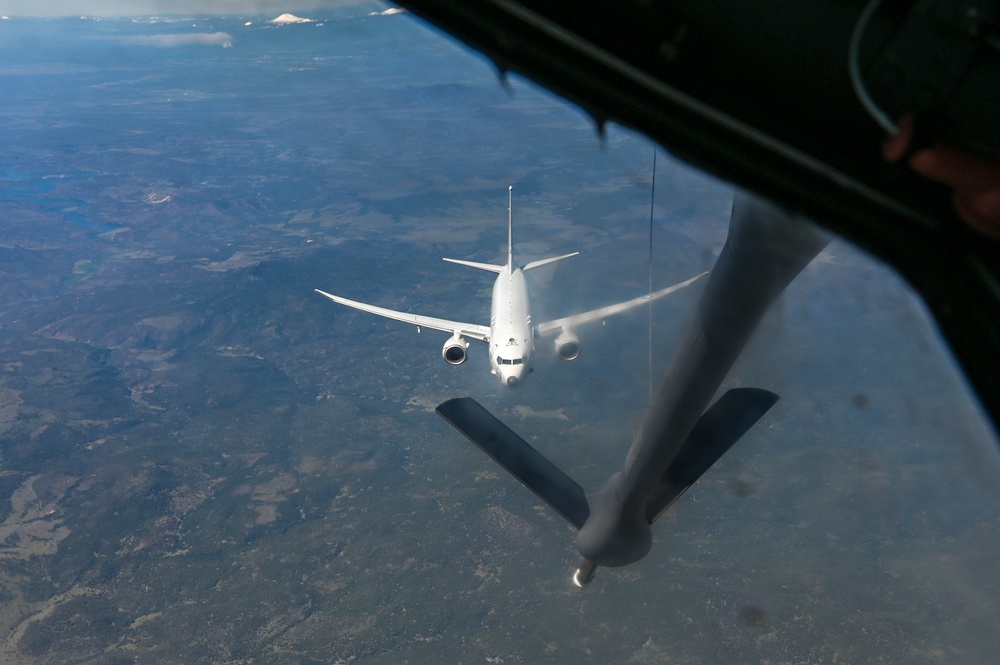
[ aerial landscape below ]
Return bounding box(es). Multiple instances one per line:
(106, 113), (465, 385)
(0, 7), (999, 665)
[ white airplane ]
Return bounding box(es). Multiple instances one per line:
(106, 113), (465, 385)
(315, 186), (707, 388)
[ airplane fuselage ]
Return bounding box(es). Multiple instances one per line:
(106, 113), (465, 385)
(488, 266), (534, 388)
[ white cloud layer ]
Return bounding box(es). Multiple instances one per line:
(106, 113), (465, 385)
(118, 31), (234, 47)
(0, 0), (365, 18)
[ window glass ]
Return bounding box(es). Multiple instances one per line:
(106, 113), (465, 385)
(0, 9), (996, 664)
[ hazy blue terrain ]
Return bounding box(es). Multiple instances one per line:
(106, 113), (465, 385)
(1, 7), (998, 664)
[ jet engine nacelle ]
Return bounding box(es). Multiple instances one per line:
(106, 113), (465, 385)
(442, 334), (469, 365)
(555, 330), (581, 361)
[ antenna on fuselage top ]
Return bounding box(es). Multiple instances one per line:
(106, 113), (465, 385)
(647, 150), (656, 405)
(507, 185), (514, 273)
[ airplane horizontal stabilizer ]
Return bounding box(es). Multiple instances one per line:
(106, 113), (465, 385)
(645, 388), (779, 523)
(522, 252), (579, 272)
(442, 257), (506, 273)
(436, 397), (591, 529)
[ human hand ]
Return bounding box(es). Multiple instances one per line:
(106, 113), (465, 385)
(883, 115), (1000, 237)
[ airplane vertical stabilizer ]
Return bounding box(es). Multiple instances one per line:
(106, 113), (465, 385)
(507, 185), (514, 273)
(444, 185), (578, 273)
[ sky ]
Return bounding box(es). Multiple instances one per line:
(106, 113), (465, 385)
(0, 0), (368, 17)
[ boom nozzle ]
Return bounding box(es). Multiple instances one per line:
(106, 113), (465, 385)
(573, 558), (597, 587)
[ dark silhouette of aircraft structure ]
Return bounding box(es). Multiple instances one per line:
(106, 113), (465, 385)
(388, 0), (1000, 583)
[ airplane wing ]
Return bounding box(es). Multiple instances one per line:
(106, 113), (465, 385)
(535, 271), (708, 337)
(314, 289), (491, 342)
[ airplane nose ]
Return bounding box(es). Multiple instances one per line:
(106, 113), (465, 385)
(506, 376), (520, 388)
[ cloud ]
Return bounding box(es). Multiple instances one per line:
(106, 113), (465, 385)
(0, 1), (364, 18)
(118, 31), (233, 47)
